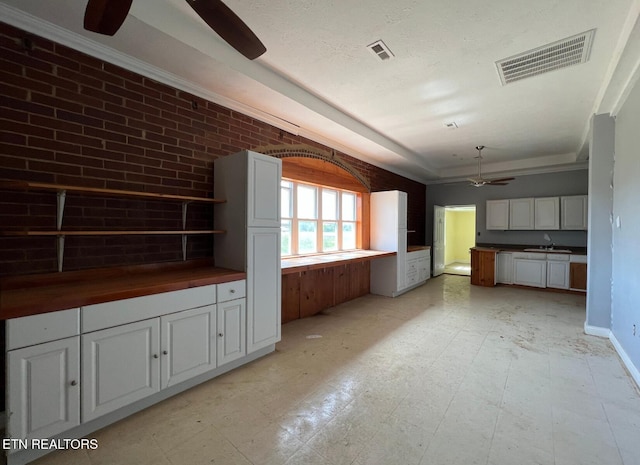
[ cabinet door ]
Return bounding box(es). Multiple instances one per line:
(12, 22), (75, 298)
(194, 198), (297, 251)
(486, 200), (509, 230)
(496, 252), (513, 284)
(547, 261), (570, 289)
(561, 195), (588, 230)
(513, 259), (547, 288)
(534, 197), (560, 230)
(509, 198), (535, 230)
(7, 337), (80, 441)
(418, 256), (430, 282)
(247, 152), (281, 228)
(82, 319), (160, 422)
(161, 305), (216, 389)
(217, 298), (246, 366)
(570, 262), (587, 290)
(405, 259), (418, 287)
(247, 228), (281, 353)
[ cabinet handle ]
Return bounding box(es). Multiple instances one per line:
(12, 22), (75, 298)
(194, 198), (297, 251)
(153, 354), (159, 359)
(230, 289), (235, 294)
(218, 332), (223, 337)
(70, 380), (77, 387)
(163, 350), (168, 355)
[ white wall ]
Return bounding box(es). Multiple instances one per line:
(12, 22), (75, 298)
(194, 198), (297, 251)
(611, 73), (640, 381)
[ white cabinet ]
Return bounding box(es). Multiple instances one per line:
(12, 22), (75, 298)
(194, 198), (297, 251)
(512, 253), (547, 288)
(496, 252), (513, 284)
(417, 254), (430, 282)
(82, 318), (160, 422)
(547, 257), (570, 289)
(7, 337), (80, 442)
(216, 279), (247, 366)
(486, 200), (510, 230)
(534, 197), (560, 230)
(561, 195), (588, 230)
(509, 198), (535, 230)
(215, 151), (281, 355)
(217, 298), (246, 366)
(161, 305), (216, 389)
(247, 228), (281, 353)
(371, 190), (415, 297)
(405, 249), (430, 289)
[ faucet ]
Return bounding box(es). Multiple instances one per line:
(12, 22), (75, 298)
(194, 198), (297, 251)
(544, 233), (555, 250)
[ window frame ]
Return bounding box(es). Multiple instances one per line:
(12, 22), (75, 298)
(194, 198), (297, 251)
(281, 178), (361, 257)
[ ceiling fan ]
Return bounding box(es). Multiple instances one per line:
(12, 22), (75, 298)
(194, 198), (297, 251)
(468, 146), (515, 187)
(83, 0), (267, 60)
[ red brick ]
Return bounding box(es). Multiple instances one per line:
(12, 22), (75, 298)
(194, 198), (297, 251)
(103, 63), (144, 84)
(55, 153), (104, 168)
(57, 131), (103, 148)
(30, 160), (82, 176)
(0, 71), (53, 95)
(127, 136), (162, 151)
(0, 155), (27, 169)
(105, 141), (145, 156)
(1, 95), (55, 117)
(57, 67), (103, 90)
(82, 146), (126, 161)
(26, 68), (78, 91)
(1, 48), (54, 73)
(144, 114), (176, 129)
(145, 132), (177, 145)
(124, 153), (163, 167)
(30, 114), (82, 134)
(85, 107), (127, 125)
(56, 109), (103, 128)
(105, 102), (143, 120)
(80, 64), (124, 86)
(83, 126), (127, 144)
(79, 85), (123, 106)
(105, 83), (144, 102)
(30, 48), (80, 72)
(125, 99), (160, 116)
(82, 167), (126, 181)
(0, 142), (54, 160)
(29, 136), (81, 154)
(0, 131), (26, 145)
(104, 160), (144, 173)
(32, 92), (83, 113)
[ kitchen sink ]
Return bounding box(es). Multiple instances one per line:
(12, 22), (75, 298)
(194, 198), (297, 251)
(523, 248), (572, 253)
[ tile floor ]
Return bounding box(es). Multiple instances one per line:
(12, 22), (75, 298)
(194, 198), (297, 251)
(443, 262), (471, 276)
(31, 275), (640, 465)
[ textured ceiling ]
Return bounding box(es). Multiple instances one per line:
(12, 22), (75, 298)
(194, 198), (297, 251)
(2, 0), (639, 183)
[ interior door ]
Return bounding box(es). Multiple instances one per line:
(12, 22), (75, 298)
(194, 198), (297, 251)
(433, 205), (445, 276)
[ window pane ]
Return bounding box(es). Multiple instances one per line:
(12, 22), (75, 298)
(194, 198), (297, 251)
(322, 189), (337, 220)
(322, 222), (338, 252)
(281, 220), (291, 256)
(281, 181), (292, 218)
(342, 222), (356, 249)
(298, 221), (317, 254)
(297, 185), (317, 219)
(342, 193), (356, 221)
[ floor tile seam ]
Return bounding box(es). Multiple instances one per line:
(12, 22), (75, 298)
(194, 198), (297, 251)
(483, 358), (513, 465)
(596, 395), (629, 464)
(148, 430), (182, 465)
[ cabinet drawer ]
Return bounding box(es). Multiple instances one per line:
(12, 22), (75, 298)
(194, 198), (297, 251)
(217, 280), (246, 303)
(7, 308), (80, 350)
(82, 285), (217, 333)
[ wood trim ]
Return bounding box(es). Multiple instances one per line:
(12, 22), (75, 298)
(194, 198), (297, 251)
(358, 193), (370, 250)
(281, 158), (369, 193)
(0, 180), (223, 203)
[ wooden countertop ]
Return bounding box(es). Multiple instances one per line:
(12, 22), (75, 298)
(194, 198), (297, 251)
(407, 245), (431, 252)
(0, 260), (245, 320)
(281, 250), (396, 275)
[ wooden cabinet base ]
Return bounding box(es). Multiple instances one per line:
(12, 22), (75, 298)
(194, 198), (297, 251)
(470, 249), (497, 287)
(282, 262), (370, 323)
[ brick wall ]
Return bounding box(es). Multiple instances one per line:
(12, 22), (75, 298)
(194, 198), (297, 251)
(0, 22), (426, 276)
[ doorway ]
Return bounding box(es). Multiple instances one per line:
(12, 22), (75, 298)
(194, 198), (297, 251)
(433, 205), (476, 276)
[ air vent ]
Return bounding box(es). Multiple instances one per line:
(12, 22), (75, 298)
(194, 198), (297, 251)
(367, 40), (394, 61)
(496, 29), (595, 85)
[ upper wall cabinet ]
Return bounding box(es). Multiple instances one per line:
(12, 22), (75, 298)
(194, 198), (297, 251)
(561, 195), (588, 230)
(534, 197), (560, 230)
(509, 198), (535, 230)
(486, 200), (510, 230)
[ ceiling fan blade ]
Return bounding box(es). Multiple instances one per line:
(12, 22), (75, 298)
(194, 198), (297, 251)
(84, 0), (133, 36)
(487, 177), (515, 183)
(486, 182), (509, 186)
(186, 0), (267, 60)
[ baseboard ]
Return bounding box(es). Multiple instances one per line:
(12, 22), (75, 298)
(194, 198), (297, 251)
(584, 323), (611, 338)
(609, 332), (640, 390)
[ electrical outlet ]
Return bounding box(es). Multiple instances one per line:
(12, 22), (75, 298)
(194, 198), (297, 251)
(633, 324), (637, 337)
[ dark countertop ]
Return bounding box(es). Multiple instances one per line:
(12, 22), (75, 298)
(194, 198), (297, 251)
(475, 243), (587, 255)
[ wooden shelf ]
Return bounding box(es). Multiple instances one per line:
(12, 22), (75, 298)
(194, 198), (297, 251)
(1, 230), (225, 237)
(1, 180), (225, 271)
(0, 180), (224, 204)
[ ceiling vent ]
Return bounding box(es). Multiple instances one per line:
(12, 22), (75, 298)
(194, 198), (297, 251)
(367, 40), (394, 61)
(496, 29), (595, 85)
